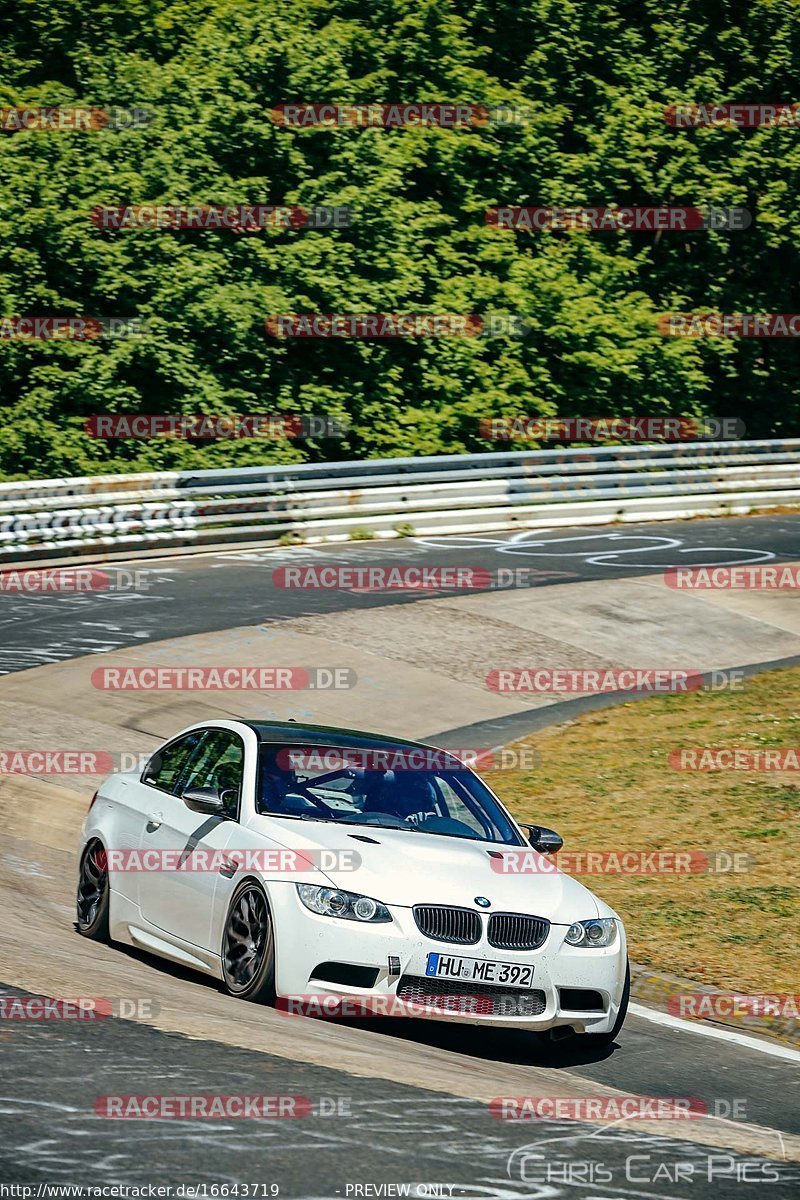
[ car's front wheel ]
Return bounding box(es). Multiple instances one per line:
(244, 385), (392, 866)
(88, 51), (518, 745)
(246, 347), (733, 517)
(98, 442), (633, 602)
(76, 839), (110, 941)
(583, 959), (630, 1048)
(221, 881), (276, 1004)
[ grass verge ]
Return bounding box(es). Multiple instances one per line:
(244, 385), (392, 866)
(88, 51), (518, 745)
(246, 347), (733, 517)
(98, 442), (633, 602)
(488, 666), (800, 994)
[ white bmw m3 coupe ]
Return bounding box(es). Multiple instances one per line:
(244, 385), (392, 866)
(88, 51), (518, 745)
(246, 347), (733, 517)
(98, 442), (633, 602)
(77, 720), (629, 1046)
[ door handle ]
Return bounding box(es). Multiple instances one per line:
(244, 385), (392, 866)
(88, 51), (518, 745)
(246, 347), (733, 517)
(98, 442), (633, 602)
(146, 811), (163, 831)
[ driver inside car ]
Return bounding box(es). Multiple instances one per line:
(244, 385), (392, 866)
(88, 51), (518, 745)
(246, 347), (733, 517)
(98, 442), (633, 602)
(365, 772), (438, 826)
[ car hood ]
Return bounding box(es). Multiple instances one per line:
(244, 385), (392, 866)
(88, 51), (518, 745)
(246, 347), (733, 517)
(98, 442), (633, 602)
(252, 816), (600, 924)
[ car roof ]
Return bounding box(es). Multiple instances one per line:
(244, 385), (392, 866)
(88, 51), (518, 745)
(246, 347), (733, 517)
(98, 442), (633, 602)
(241, 719), (441, 752)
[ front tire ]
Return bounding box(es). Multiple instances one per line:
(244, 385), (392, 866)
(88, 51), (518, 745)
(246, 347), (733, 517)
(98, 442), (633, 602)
(584, 959), (630, 1048)
(221, 881), (276, 1004)
(76, 839), (110, 941)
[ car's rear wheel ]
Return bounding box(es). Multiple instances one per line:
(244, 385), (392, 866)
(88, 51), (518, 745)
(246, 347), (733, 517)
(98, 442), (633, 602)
(76, 839), (110, 941)
(221, 881), (276, 1004)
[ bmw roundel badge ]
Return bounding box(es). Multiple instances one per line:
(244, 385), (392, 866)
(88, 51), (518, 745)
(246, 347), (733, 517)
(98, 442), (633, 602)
(474, 896), (491, 908)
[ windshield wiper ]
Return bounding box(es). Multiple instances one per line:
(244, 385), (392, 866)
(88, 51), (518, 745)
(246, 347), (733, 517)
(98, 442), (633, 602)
(261, 811), (341, 822)
(332, 818), (421, 832)
(262, 811), (508, 842)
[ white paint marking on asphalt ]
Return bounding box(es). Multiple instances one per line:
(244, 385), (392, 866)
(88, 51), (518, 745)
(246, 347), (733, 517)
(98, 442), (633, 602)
(629, 1003), (800, 1062)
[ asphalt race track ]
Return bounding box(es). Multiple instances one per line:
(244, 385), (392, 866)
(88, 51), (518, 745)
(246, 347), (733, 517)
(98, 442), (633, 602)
(1, 513), (800, 1197)
(1, 513), (798, 674)
(2, 984), (798, 1199)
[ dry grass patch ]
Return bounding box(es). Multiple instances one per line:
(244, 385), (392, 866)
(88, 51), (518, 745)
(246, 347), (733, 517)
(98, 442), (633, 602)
(486, 667), (800, 993)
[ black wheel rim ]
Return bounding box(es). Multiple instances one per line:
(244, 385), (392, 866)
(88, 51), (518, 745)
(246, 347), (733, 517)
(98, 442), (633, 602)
(77, 842), (107, 928)
(223, 888), (270, 990)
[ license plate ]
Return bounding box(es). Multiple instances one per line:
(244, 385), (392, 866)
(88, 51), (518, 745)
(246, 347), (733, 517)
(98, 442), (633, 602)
(425, 953), (534, 988)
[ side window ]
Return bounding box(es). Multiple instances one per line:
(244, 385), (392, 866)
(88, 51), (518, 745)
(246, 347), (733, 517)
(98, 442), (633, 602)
(142, 730), (205, 795)
(180, 730), (245, 816)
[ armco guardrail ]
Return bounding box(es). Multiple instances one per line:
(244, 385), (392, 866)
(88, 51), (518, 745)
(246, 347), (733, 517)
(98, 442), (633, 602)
(1, 438), (798, 563)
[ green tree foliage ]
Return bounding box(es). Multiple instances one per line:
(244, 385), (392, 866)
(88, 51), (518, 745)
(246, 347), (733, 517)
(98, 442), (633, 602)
(0, 0), (798, 479)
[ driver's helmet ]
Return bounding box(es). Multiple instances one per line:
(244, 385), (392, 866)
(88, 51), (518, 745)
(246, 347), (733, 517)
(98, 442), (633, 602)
(376, 771), (437, 821)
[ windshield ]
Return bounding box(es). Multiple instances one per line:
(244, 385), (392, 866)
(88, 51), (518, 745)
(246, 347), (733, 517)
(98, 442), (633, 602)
(257, 744), (524, 845)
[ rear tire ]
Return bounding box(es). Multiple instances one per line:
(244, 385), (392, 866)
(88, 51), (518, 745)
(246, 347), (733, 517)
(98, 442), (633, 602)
(76, 839), (110, 942)
(583, 959), (630, 1048)
(221, 881), (276, 1004)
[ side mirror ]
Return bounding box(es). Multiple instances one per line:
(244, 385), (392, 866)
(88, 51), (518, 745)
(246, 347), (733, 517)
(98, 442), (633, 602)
(520, 824), (563, 854)
(182, 786), (225, 816)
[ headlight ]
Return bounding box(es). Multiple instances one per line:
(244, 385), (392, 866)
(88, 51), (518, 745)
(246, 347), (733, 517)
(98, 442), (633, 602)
(564, 918), (617, 947)
(296, 884), (392, 923)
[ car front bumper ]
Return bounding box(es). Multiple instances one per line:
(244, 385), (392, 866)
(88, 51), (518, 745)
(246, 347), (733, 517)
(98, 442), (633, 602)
(268, 884), (628, 1034)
